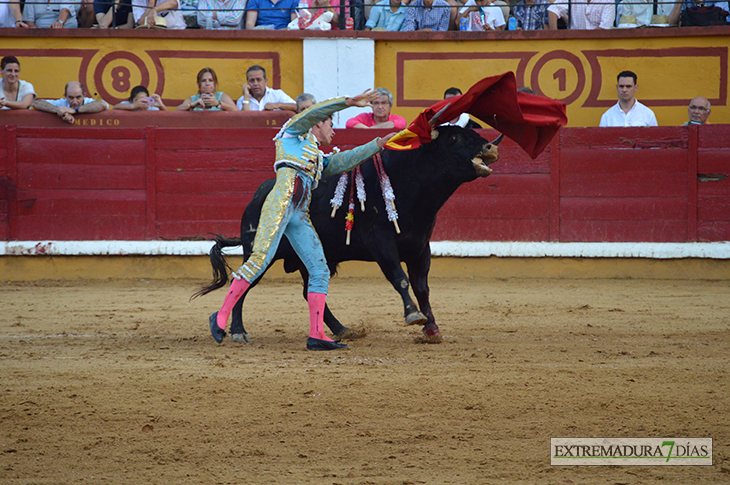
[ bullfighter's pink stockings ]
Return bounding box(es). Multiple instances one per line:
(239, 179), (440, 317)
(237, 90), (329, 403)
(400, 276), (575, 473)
(216, 278), (251, 330)
(307, 292), (333, 342)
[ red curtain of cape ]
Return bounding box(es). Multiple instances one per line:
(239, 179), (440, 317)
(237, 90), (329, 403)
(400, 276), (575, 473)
(390, 72), (568, 159)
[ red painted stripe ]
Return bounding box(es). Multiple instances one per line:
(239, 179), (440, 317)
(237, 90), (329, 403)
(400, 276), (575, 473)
(560, 220), (687, 242)
(440, 195), (550, 219)
(561, 197), (688, 220)
(560, 172), (688, 198)
(433, 218), (550, 241)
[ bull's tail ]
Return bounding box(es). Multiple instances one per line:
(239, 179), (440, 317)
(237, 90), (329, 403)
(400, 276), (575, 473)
(191, 235), (243, 299)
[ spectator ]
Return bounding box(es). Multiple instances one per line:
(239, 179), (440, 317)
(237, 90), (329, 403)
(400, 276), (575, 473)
(365, 0), (408, 30)
(237, 65), (297, 111)
(296, 93), (316, 112)
(0, 56), (36, 110)
(492, 0), (509, 22)
(114, 85), (167, 110)
(197, 0), (245, 28)
(133, 0), (186, 28)
(616, 0), (677, 27)
(1, 0), (25, 27)
(457, 0), (506, 30)
(669, 0), (729, 26)
(94, 0), (135, 27)
(32, 81), (108, 124)
(346, 87), (407, 129)
(22, 0), (80, 27)
(440, 87), (482, 128)
(178, 0), (199, 27)
(547, 0), (615, 29)
(177, 67), (237, 111)
(599, 71), (657, 127)
(684, 97), (711, 125)
(513, 0), (550, 30)
(78, 0), (96, 27)
(296, 0), (347, 29)
(245, 0), (297, 29)
(401, 0), (450, 31)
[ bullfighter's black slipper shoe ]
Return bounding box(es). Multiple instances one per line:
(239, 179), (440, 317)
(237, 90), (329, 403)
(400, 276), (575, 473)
(209, 312), (226, 343)
(306, 337), (348, 351)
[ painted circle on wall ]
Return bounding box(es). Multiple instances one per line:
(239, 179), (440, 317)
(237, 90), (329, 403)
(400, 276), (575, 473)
(94, 52), (151, 104)
(530, 51), (585, 105)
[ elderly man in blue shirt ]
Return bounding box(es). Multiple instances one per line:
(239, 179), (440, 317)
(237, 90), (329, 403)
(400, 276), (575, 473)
(401, 0), (450, 30)
(31, 81), (108, 124)
(365, 0), (408, 30)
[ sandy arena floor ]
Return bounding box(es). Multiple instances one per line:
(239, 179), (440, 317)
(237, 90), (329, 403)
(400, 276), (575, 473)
(1, 276), (729, 484)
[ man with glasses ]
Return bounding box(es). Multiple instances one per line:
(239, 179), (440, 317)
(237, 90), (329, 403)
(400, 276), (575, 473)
(345, 87), (407, 129)
(599, 70), (658, 127)
(684, 97), (711, 125)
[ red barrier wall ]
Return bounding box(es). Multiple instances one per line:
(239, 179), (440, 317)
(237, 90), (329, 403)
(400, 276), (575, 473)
(1, 112), (729, 242)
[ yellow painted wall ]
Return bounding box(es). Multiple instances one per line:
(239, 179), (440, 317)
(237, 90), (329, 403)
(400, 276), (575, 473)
(2, 256), (729, 281)
(374, 35), (730, 127)
(2, 31), (728, 126)
(4, 36), (304, 106)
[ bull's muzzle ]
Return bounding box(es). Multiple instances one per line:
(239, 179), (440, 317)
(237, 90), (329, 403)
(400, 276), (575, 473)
(472, 133), (503, 177)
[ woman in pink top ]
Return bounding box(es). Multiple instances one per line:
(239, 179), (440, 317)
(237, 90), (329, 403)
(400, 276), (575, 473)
(345, 87), (408, 129)
(298, 0), (348, 28)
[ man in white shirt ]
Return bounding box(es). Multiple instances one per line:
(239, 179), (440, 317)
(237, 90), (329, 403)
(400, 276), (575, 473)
(440, 87), (482, 128)
(599, 70), (658, 127)
(31, 81), (108, 124)
(237, 65), (297, 112)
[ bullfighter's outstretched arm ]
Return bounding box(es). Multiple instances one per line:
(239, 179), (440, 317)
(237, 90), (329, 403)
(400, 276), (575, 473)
(282, 90), (382, 138)
(321, 139), (382, 177)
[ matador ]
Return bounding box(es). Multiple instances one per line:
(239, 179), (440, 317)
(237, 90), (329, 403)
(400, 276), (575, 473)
(209, 90), (396, 350)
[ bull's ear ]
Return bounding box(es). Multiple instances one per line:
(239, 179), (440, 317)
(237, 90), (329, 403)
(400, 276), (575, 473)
(430, 128), (439, 141)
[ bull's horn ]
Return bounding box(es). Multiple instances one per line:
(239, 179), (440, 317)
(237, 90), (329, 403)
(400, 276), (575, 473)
(490, 133), (505, 146)
(428, 103), (451, 128)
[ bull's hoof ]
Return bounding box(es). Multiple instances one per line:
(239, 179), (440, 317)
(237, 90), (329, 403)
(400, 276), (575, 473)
(422, 324), (441, 338)
(405, 312), (428, 326)
(231, 332), (251, 343)
(209, 312), (226, 344)
(335, 327), (362, 340)
(413, 323), (442, 344)
(306, 337), (348, 351)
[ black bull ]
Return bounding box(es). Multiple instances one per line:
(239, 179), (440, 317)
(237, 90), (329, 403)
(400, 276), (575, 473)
(195, 125), (502, 342)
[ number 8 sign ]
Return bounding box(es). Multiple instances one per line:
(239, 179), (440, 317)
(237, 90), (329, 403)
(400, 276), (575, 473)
(93, 52), (153, 104)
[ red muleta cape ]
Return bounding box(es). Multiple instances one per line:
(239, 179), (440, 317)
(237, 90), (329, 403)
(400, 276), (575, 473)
(385, 72), (568, 159)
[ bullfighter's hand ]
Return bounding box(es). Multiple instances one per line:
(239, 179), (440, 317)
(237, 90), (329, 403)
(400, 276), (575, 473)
(346, 90), (380, 108)
(376, 132), (397, 149)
